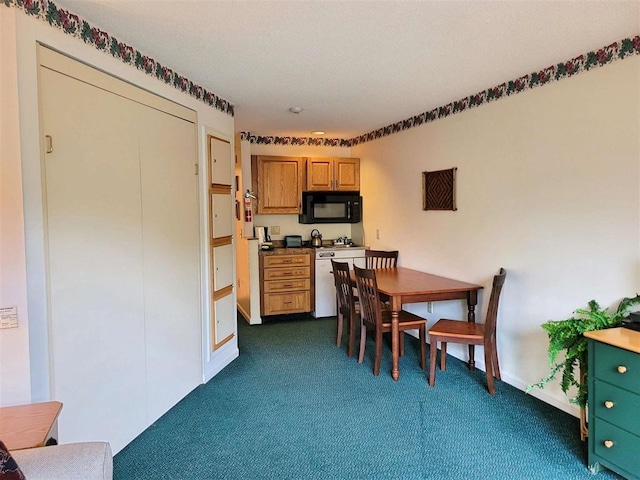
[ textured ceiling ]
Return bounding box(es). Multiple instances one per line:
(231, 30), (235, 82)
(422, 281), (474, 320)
(56, 0), (640, 139)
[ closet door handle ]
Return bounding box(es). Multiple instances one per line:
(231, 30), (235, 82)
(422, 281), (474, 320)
(45, 135), (54, 154)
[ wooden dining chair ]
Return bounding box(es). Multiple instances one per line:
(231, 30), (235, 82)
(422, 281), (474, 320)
(365, 250), (399, 269)
(428, 268), (507, 394)
(354, 265), (426, 376)
(331, 259), (359, 358)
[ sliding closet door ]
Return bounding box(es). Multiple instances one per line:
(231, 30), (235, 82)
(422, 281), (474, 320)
(40, 66), (148, 450)
(138, 106), (201, 421)
(39, 46), (200, 453)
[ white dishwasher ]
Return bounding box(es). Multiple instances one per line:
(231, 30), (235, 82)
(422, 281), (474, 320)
(314, 247), (366, 318)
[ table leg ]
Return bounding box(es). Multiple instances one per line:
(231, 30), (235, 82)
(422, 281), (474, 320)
(391, 309), (399, 380)
(467, 291), (478, 370)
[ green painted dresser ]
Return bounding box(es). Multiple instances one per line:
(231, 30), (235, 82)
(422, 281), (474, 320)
(585, 327), (640, 480)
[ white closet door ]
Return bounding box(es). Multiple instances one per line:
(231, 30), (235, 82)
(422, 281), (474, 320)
(41, 67), (147, 451)
(214, 293), (235, 345)
(212, 194), (233, 238)
(210, 137), (233, 185)
(138, 105), (201, 421)
(213, 244), (234, 291)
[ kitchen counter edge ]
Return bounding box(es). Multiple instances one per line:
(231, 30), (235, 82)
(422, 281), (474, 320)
(259, 247), (316, 256)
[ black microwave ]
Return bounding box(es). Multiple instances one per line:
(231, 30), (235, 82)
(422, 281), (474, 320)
(299, 192), (362, 224)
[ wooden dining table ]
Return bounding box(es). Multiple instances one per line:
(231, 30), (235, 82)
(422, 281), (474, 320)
(372, 267), (483, 381)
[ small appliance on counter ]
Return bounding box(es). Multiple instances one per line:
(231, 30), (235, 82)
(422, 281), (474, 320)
(284, 235), (303, 248)
(623, 312), (640, 331)
(310, 229), (323, 247)
(333, 236), (350, 246)
(255, 226), (274, 250)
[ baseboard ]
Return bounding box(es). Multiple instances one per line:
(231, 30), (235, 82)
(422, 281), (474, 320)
(405, 330), (580, 418)
(203, 346), (239, 383)
(237, 304), (250, 323)
(237, 302), (262, 325)
(447, 351), (580, 418)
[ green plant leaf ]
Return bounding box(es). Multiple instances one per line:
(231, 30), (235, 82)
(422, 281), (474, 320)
(527, 295), (640, 408)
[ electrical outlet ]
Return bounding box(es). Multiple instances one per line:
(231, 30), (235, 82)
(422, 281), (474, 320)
(427, 302), (433, 314)
(376, 229), (380, 240)
(271, 225), (280, 235)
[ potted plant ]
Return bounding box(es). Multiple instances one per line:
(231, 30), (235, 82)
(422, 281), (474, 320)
(527, 294), (640, 438)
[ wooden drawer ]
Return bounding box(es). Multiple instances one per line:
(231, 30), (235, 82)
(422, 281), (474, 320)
(263, 292), (310, 315)
(594, 342), (640, 392)
(264, 278), (311, 293)
(592, 419), (640, 477)
(263, 266), (310, 281)
(593, 379), (640, 433)
(263, 255), (310, 268)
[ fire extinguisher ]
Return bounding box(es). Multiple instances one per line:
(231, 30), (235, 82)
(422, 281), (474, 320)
(244, 190), (256, 222)
(244, 196), (252, 222)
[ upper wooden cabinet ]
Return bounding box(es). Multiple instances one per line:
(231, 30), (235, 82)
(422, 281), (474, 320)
(306, 157), (360, 191)
(252, 155), (304, 214)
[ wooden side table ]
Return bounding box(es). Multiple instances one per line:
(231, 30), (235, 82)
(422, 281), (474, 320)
(0, 401), (63, 450)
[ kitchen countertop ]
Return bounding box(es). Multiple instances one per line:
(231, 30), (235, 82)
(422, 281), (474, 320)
(259, 247), (316, 256)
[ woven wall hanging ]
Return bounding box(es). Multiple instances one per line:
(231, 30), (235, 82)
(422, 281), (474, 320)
(422, 167), (457, 211)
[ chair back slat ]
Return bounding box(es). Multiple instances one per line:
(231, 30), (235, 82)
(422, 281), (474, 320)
(365, 250), (398, 269)
(484, 268), (507, 338)
(331, 260), (355, 316)
(354, 265), (384, 328)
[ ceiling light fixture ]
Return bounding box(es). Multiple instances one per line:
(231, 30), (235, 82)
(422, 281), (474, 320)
(311, 131), (326, 136)
(288, 106), (303, 114)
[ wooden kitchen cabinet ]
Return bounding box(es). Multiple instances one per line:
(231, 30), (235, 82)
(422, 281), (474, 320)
(259, 252), (315, 315)
(306, 157), (360, 191)
(252, 155), (304, 214)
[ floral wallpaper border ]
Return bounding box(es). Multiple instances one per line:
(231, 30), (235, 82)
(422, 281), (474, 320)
(4, 0), (234, 116)
(242, 34), (640, 147)
(239, 132), (351, 148)
(4, 0), (638, 142)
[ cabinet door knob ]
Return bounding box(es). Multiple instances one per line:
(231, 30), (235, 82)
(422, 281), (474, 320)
(617, 365), (628, 374)
(603, 440), (614, 449)
(604, 401), (614, 409)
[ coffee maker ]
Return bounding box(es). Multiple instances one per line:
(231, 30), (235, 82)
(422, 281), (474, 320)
(254, 226), (271, 245)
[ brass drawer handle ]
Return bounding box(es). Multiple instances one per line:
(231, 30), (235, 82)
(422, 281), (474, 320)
(603, 440), (614, 449)
(604, 401), (614, 409)
(617, 365), (628, 374)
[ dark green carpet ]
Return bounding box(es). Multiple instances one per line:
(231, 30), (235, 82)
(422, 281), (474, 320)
(114, 317), (615, 479)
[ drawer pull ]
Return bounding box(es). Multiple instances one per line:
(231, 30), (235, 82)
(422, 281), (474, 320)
(604, 401), (615, 409)
(617, 365), (628, 374)
(282, 259), (293, 263)
(282, 272), (293, 276)
(283, 284), (292, 288)
(603, 440), (614, 449)
(284, 301), (292, 305)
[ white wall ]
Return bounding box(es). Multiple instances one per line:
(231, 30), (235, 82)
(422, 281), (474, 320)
(0, 7), (31, 406)
(352, 57), (640, 415)
(5, 9), (235, 404)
